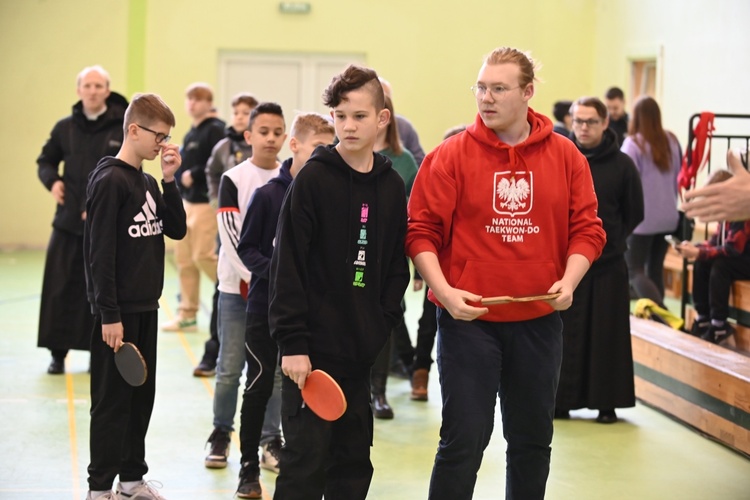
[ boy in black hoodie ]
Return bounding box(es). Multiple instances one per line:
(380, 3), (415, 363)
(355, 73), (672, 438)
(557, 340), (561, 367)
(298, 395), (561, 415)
(83, 93), (186, 500)
(268, 66), (410, 500)
(234, 113), (335, 498)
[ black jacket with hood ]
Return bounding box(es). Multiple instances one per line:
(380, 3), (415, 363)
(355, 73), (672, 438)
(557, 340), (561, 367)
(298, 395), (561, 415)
(84, 157), (187, 324)
(577, 127), (644, 264)
(175, 116), (226, 203)
(238, 158), (293, 315)
(269, 145), (410, 379)
(37, 92), (128, 235)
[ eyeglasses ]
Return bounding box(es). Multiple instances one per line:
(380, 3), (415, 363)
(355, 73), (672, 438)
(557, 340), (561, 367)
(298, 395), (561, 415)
(470, 84), (520, 100)
(136, 124), (171, 144)
(572, 118), (602, 128)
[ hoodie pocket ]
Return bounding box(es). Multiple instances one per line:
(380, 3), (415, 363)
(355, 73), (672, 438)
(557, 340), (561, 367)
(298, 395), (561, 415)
(310, 290), (389, 364)
(454, 259), (559, 301)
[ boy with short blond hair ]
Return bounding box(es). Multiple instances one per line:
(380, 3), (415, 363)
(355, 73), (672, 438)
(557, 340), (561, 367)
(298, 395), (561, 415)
(204, 103), (286, 475)
(163, 82), (225, 333)
(84, 93), (186, 500)
(269, 65), (410, 500)
(234, 112), (335, 497)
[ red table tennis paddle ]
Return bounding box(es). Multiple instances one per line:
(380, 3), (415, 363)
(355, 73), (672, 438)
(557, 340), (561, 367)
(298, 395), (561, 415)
(301, 369), (347, 421)
(115, 341), (148, 387)
(481, 292), (562, 306)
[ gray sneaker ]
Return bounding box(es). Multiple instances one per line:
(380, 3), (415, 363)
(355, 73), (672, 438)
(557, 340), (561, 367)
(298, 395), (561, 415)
(116, 480), (166, 499)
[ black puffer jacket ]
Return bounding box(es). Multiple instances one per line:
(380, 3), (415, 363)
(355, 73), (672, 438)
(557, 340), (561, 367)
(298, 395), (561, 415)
(37, 92), (128, 235)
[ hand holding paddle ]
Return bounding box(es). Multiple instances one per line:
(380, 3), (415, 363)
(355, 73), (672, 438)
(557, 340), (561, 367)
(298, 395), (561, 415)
(481, 292), (562, 306)
(301, 370), (347, 421)
(115, 341), (148, 387)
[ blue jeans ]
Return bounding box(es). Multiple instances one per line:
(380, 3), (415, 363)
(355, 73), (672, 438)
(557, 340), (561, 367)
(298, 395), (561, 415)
(428, 309), (562, 500)
(213, 292), (248, 432)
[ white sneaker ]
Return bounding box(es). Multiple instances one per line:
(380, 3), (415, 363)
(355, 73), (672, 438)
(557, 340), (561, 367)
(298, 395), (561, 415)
(116, 480), (166, 499)
(161, 316), (197, 332)
(260, 438), (282, 474)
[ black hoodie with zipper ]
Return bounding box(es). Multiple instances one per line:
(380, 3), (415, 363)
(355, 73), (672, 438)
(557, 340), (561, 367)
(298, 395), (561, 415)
(269, 145), (410, 379)
(84, 157), (187, 324)
(37, 92), (129, 235)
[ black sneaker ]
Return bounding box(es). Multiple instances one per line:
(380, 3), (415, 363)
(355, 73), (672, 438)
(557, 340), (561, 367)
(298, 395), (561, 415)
(193, 358), (216, 377)
(689, 320), (710, 338)
(236, 462), (262, 499)
(204, 428), (231, 469)
(701, 322), (736, 344)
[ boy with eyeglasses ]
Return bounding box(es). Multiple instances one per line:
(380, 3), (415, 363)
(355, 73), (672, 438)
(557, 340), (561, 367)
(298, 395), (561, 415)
(84, 93), (186, 500)
(407, 47), (605, 499)
(555, 97), (643, 424)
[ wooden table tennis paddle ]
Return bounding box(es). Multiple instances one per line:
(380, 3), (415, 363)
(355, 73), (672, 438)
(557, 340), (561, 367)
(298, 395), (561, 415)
(301, 369), (347, 421)
(481, 292), (562, 306)
(115, 341), (148, 387)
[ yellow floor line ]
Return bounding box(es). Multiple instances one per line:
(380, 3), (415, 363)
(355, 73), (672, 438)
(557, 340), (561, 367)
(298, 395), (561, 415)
(65, 365), (81, 500)
(159, 297), (273, 499)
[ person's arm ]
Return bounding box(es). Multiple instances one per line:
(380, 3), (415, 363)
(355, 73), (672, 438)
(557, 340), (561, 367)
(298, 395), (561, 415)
(380, 183), (411, 330)
(217, 174), (251, 283)
(86, 169), (123, 330)
(189, 125), (226, 185)
(205, 139), (228, 205)
(238, 190), (272, 279)
(682, 149), (750, 222)
(269, 177), (316, 388)
(412, 251), (488, 321)
(158, 143), (187, 240)
(546, 254), (591, 310)
(621, 155), (645, 234)
(37, 121), (66, 204)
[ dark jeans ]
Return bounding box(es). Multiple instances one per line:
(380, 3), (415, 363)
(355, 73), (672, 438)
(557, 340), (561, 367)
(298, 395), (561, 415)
(428, 309), (562, 500)
(625, 233), (670, 307)
(239, 313), (279, 466)
(413, 288), (437, 370)
(274, 375), (373, 500)
(692, 256), (750, 321)
(88, 311), (158, 491)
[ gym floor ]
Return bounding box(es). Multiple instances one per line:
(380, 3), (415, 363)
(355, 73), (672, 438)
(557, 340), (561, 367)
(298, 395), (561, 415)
(1, 250), (748, 499)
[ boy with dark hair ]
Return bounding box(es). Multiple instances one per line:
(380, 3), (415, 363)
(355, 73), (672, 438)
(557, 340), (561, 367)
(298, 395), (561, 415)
(234, 113), (335, 498)
(84, 93), (186, 500)
(269, 64), (410, 499)
(206, 92), (259, 204)
(604, 86), (628, 145)
(552, 100), (573, 137)
(204, 102), (286, 472)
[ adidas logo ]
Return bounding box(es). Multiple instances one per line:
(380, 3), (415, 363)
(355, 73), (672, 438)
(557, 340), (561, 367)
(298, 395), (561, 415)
(128, 191), (163, 238)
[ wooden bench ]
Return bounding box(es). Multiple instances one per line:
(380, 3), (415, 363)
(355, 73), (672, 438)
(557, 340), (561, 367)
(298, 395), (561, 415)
(631, 316), (750, 456)
(663, 246), (692, 298)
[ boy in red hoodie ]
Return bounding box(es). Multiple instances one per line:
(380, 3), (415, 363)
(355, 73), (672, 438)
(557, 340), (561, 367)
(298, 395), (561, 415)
(406, 47), (606, 499)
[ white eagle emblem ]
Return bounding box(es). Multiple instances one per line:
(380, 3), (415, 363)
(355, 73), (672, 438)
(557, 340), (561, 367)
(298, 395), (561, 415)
(496, 176), (530, 211)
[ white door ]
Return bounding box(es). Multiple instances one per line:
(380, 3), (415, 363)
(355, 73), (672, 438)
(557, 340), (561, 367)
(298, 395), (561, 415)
(218, 51), (366, 159)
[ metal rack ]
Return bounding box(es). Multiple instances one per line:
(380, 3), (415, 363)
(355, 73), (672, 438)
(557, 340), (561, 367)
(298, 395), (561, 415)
(678, 113), (750, 319)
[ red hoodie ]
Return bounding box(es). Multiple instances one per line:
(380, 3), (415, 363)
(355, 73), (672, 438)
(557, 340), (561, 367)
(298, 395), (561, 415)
(406, 109), (606, 322)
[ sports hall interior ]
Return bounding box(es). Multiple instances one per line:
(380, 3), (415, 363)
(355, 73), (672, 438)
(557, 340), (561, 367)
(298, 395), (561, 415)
(1, 0), (749, 498)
